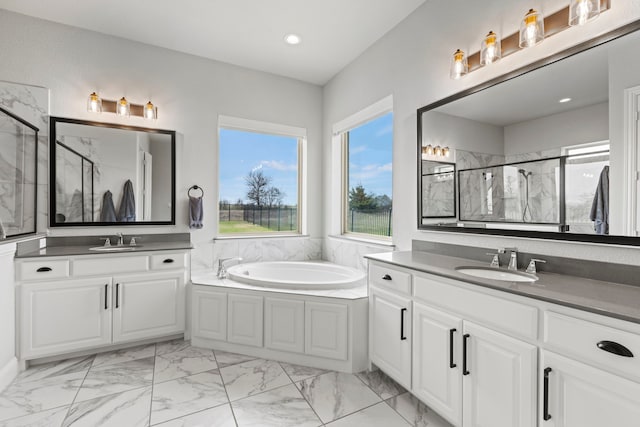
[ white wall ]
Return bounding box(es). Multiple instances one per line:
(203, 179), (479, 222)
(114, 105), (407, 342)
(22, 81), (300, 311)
(0, 10), (323, 269)
(422, 111), (504, 156)
(323, 0), (640, 263)
(0, 243), (17, 391)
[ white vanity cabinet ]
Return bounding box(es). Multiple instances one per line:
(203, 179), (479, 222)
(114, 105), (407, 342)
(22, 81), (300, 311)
(17, 251), (188, 361)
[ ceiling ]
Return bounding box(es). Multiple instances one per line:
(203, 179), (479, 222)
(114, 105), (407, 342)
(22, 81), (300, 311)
(0, 0), (426, 85)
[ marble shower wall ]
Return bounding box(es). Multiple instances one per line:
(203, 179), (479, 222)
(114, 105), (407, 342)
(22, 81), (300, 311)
(457, 150), (505, 221)
(0, 80), (49, 236)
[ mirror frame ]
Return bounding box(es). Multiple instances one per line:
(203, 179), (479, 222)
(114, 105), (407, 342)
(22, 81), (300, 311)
(417, 20), (640, 246)
(49, 116), (176, 227)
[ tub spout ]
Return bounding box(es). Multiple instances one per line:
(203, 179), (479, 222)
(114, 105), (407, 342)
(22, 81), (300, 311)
(217, 257), (243, 279)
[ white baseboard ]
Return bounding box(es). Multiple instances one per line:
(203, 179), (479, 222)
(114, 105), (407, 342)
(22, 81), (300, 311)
(0, 357), (18, 392)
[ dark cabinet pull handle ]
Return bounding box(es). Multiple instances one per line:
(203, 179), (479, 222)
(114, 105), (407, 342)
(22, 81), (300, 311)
(462, 334), (470, 375)
(115, 283), (120, 309)
(382, 274), (392, 281)
(400, 308), (407, 340)
(449, 328), (457, 368)
(597, 340), (634, 358)
(36, 267), (52, 272)
(163, 259), (174, 264)
(543, 367), (552, 421)
(104, 284), (108, 310)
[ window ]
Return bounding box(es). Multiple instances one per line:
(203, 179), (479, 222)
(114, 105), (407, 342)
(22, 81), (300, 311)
(218, 116), (304, 235)
(339, 110), (393, 238)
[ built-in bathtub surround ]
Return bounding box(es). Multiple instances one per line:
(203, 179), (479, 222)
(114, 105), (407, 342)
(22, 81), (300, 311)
(324, 236), (394, 271)
(212, 237), (323, 268)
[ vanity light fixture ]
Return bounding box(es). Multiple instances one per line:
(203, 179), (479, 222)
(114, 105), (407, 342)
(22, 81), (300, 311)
(86, 92), (158, 120)
(450, 49), (468, 79)
(480, 31), (501, 65)
(569, 0), (600, 26)
(116, 97), (130, 117)
(519, 9), (545, 48)
(284, 34), (302, 45)
(87, 92), (102, 113)
(422, 145), (451, 159)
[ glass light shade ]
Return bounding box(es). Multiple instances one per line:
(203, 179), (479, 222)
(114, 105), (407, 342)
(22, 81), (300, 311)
(116, 97), (130, 117)
(422, 144), (435, 156)
(450, 49), (468, 79)
(144, 101), (156, 120)
(87, 92), (102, 113)
(519, 9), (545, 48)
(434, 146), (443, 156)
(480, 31), (502, 65)
(569, 0), (600, 26)
(443, 147), (450, 157)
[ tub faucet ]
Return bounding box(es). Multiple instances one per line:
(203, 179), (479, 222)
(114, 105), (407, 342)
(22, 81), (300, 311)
(217, 257), (243, 279)
(499, 247), (518, 271)
(115, 232), (124, 246)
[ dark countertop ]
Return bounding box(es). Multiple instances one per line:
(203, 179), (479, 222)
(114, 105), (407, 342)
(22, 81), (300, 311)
(366, 251), (640, 325)
(15, 242), (193, 258)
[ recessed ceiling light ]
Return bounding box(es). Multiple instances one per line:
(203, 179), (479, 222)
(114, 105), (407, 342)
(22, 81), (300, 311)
(559, 97), (572, 103)
(284, 34), (301, 45)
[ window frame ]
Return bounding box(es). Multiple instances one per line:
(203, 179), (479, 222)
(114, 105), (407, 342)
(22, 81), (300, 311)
(217, 115), (306, 237)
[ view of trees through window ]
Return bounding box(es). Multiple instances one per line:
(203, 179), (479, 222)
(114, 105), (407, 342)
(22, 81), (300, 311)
(218, 128), (299, 234)
(345, 112), (393, 237)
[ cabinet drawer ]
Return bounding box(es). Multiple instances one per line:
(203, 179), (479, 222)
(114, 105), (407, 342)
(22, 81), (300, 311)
(544, 311), (640, 382)
(150, 253), (186, 270)
(74, 256), (148, 276)
(414, 272), (538, 340)
(369, 263), (412, 295)
(18, 260), (70, 281)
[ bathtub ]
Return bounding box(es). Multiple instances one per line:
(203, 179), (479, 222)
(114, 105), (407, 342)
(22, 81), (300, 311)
(226, 261), (365, 290)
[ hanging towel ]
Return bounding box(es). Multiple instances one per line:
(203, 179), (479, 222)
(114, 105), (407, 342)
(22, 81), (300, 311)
(589, 165), (609, 235)
(189, 196), (203, 229)
(100, 190), (117, 222)
(0, 216), (6, 239)
(117, 179), (136, 222)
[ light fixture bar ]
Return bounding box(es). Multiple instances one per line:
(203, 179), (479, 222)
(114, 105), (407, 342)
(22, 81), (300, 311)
(467, 0), (609, 71)
(99, 99), (158, 119)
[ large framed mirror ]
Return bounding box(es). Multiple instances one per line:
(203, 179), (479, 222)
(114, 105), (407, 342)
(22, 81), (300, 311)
(418, 21), (640, 245)
(50, 117), (176, 227)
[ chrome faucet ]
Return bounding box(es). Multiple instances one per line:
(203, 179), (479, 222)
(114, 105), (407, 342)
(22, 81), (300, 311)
(485, 252), (500, 268)
(115, 232), (124, 246)
(216, 257), (242, 279)
(499, 247), (518, 271)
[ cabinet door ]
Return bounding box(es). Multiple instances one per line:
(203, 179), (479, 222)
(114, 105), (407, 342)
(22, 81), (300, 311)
(191, 287), (227, 341)
(412, 302), (463, 426)
(540, 351), (640, 427)
(228, 294), (263, 347)
(462, 321), (537, 427)
(305, 301), (348, 360)
(20, 277), (112, 358)
(265, 297), (304, 353)
(112, 272), (185, 343)
(369, 286), (411, 388)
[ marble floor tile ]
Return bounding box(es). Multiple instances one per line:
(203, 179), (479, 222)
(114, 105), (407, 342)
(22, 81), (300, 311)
(213, 350), (256, 368)
(63, 386), (151, 427)
(296, 371), (381, 424)
(14, 356), (94, 384)
(150, 371), (228, 425)
(220, 359), (291, 401)
(279, 362), (328, 383)
(232, 384), (320, 427)
(326, 402), (411, 427)
(386, 392), (453, 427)
(356, 369), (406, 400)
(155, 339), (192, 357)
(0, 405), (69, 427)
(92, 344), (156, 368)
(0, 371), (85, 422)
(152, 404), (236, 427)
(154, 346), (217, 384)
(75, 357), (154, 402)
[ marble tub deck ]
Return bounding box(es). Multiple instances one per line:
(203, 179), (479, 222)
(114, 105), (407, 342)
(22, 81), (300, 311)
(0, 340), (452, 427)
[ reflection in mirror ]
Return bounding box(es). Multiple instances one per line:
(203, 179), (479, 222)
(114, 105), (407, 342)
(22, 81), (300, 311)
(0, 106), (38, 238)
(50, 118), (175, 226)
(418, 25), (640, 243)
(421, 161), (456, 218)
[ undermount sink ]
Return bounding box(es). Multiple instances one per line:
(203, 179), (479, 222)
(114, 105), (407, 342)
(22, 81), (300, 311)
(455, 266), (538, 283)
(89, 245), (141, 252)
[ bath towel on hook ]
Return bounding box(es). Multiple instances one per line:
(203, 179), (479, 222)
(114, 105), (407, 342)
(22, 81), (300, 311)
(189, 185), (204, 229)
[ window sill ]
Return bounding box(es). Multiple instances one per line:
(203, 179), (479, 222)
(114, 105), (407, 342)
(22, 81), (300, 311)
(328, 234), (395, 248)
(214, 234), (310, 241)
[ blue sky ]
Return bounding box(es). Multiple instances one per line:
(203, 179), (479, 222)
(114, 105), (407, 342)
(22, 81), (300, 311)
(219, 129), (298, 205)
(348, 112), (393, 198)
(219, 113), (393, 205)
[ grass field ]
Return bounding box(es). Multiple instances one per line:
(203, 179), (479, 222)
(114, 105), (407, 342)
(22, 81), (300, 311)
(218, 221), (273, 234)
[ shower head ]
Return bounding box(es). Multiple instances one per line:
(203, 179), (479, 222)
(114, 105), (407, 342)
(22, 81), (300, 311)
(518, 169), (532, 178)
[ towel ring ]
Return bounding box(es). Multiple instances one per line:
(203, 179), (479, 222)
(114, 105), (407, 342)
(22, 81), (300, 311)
(188, 185), (204, 198)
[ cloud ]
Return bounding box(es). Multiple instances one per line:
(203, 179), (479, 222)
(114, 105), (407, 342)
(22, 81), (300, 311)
(375, 124), (393, 138)
(350, 163), (392, 180)
(259, 160), (297, 171)
(350, 145), (367, 155)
